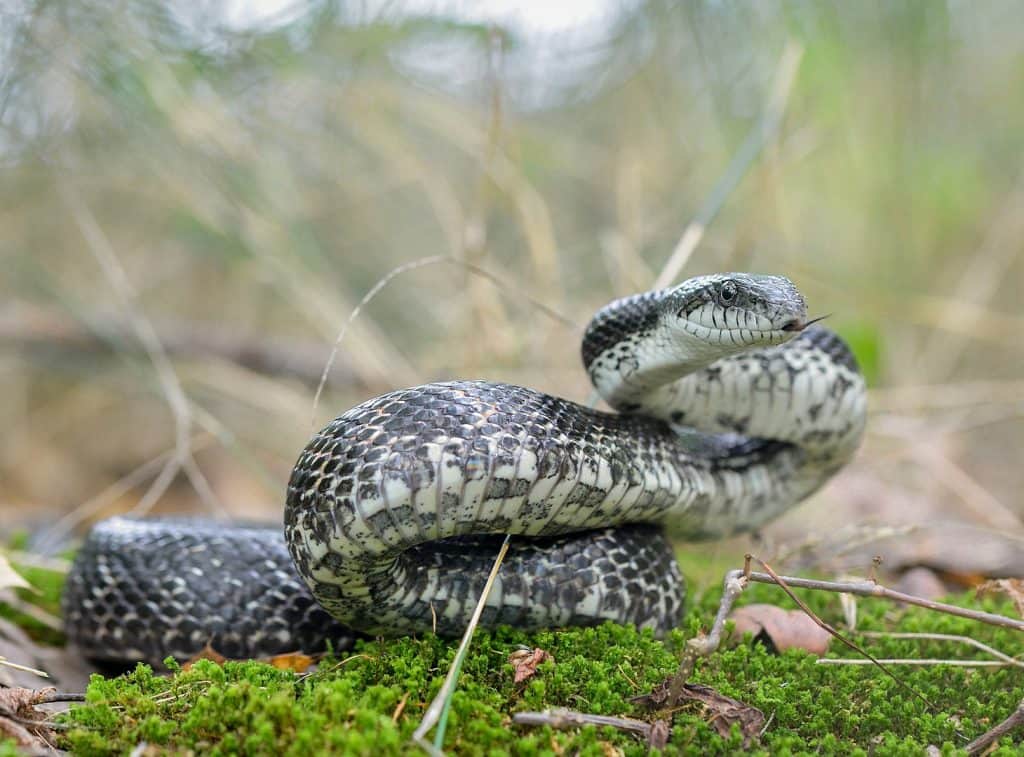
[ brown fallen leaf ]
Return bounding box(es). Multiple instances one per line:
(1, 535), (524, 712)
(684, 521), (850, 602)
(268, 652), (317, 673)
(976, 578), (1024, 618)
(633, 679), (765, 747)
(183, 643), (323, 673)
(0, 686), (61, 751)
(730, 604), (832, 656)
(508, 647), (554, 684)
(182, 643), (227, 669)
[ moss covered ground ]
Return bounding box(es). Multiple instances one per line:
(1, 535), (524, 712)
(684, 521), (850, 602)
(29, 578), (1018, 755)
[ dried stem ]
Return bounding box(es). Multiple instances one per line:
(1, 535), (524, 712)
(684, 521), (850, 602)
(512, 708), (658, 740)
(965, 698), (1024, 756)
(740, 569), (1024, 632)
(655, 41), (803, 289)
(412, 534), (511, 754)
(0, 304), (362, 389)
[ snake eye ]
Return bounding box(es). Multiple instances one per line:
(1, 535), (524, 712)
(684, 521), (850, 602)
(719, 281), (737, 304)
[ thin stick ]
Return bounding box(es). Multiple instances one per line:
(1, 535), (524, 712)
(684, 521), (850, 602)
(965, 698), (1024, 756)
(817, 659), (1012, 668)
(513, 708), (657, 740)
(856, 632), (1024, 668)
(750, 557), (934, 710)
(0, 657), (49, 678)
(740, 570), (1024, 632)
(311, 256), (575, 433)
(0, 305), (361, 388)
(654, 41), (804, 289)
(412, 534), (511, 754)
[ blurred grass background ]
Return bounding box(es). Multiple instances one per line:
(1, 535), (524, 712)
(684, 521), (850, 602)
(2, 0), (1023, 581)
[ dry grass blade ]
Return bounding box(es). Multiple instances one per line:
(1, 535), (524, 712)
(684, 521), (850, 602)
(412, 535), (511, 754)
(0, 658), (49, 679)
(33, 434), (216, 554)
(746, 556), (935, 710)
(311, 255), (575, 432)
(654, 41), (804, 289)
(856, 631), (1024, 668)
(58, 180), (227, 519)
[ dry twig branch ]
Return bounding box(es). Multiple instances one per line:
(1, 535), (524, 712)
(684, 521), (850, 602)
(965, 698), (1024, 756)
(0, 305), (361, 388)
(311, 255), (576, 432)
(671, 557), (1024, 714)
(59, 181), (226, 520)
(739, 568), (1024, 632)
(513, 708), (660, 740)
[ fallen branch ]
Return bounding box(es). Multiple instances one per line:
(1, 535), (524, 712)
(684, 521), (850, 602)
(739, 568), (1024, 632)
(665, 556), (1024, 715)
(965, 697), (1024, 756)
(1, 304), (361, 389)
(513, 708), (659, 740)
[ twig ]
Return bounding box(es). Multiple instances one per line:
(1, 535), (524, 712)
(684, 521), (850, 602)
(0, 657), (49, 678)
(412, 534), (511, 755)
(965, 698), (1024, 756)
(749, 557), (934, 710)
(669, 569), (748, 702)
(669, 559), (1024, 714)
(739, 569), (1024, 632)
(512, 708), (658, 740)
(311, 256), (575, 433)
(654, 41), (803, 289)
(856, 632), (1024, 669)
(59, 181), (226, 520)
(817, 659), (1011, 667)
(32, 692), (85, 704)
(0, 304), (361, 388)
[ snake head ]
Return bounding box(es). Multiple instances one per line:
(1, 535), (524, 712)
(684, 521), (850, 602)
(664, 273), (808, 351)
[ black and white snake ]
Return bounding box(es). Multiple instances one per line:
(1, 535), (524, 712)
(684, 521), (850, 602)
(62, 273), (865, 664)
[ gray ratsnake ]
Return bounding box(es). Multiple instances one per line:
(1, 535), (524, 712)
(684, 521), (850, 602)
(62, 273), (866, 664)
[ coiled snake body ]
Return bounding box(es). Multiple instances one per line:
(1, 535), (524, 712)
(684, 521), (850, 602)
(63, 274), (866, 664)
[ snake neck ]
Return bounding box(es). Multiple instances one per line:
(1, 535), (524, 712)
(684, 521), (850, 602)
(583, 290), (866, 482)
(582, 290), (736, 411)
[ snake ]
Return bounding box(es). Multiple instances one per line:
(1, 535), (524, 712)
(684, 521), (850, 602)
(62, 273), (866, 665)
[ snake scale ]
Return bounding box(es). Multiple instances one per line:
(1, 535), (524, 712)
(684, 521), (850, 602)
(62, 273), (866, 664)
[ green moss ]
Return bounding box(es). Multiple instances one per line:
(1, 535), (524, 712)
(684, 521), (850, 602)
(54, 583), (1024, 755)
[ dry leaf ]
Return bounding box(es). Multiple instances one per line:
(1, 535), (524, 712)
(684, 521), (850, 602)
(508, 648), (554, 684)
(0, 555), (32, 593)
(634, 679), (765, 747)
(0, 686), (58, 750)
(182, 643), (227, 669)
(268, 652), (317, 673)
(730, 604), (832, 656)
(976, 578), (1024, 617)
